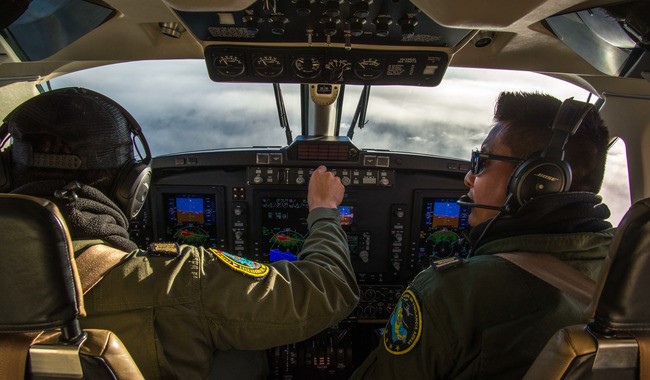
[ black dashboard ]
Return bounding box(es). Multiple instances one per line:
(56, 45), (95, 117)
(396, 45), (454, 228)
(130, 138), (472, 378)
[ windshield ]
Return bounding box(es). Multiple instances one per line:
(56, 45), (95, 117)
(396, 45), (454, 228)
(50, 60), (591, 157)
(49, 59), (630, 224)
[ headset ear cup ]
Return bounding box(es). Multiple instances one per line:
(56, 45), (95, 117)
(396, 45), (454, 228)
(0, 150), (10, 192)
(508, 157), (572, 208)
(112, 161), (152, 219)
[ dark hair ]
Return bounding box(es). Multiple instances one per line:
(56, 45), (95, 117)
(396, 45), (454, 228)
(492, 91), (610, 193)
(10, 133), (120, 195)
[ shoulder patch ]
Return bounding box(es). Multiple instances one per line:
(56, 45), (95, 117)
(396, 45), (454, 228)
(209, 248), (269, 278)
(383, 289), (422, 355)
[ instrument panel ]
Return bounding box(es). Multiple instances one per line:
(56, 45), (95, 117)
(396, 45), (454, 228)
(205, 46), (449, 85)
(130, 140), (472, 378)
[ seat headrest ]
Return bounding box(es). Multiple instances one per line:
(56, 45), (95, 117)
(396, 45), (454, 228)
(0, 194), (85, 332)
(592, 197), (650, 334)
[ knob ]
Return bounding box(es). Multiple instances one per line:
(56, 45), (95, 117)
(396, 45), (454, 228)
(348, 17), (366, 37)
(296, 176), (305, 185)
(320, 17), (341, 36)
(234, 207), (243, 216)
(395, 209), (404, 218)
(351, 0), (370, 18)
(322, 0), (341, 17)
(380, 177), (390, 186)
(242, 15), (262, 35)
(399, 17), (418, 37)
(294, 0), (314, 16)
(253, 176), (263, 184)
(359, 250), (369, 263)
(235, 230), (243, 240)
(374, 16), (392, 37)
(269, 16), (289, 35)
(394, 233), (402, 242)
(341, 176), (351, 186)
(364, 305), (376, 316)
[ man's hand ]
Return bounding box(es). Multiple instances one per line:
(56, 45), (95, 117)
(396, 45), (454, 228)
(308, 165), (345, 211)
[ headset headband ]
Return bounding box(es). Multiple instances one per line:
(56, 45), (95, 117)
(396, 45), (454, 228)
(542, 99), (594, 161)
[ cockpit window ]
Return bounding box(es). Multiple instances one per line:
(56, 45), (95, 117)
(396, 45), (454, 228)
(49, 60), (630, 224)
(50, 61), (592, 158)
(1, 0), (115, 61)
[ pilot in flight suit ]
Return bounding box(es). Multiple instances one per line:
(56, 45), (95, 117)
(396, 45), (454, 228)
(3, 88), (360, 379)
(352, 92), (614, 379)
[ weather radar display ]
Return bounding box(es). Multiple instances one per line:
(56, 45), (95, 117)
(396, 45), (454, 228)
(259, 197), (309, 262)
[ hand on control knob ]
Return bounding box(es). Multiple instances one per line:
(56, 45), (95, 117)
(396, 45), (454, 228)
(308, 165), (344, 211)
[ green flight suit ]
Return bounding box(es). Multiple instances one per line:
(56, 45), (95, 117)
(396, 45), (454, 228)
(352, 229), (614, 379)
(76, 208), (360, 379)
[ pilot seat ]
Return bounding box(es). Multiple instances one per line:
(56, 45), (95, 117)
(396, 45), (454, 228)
(525, 198), (650, 379)
(0, 194), (143, 379)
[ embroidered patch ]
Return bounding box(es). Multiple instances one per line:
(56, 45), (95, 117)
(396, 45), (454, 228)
(148, 242), (180, 257)
(209, 248), (269, 278)
(383, 289), (422, 355)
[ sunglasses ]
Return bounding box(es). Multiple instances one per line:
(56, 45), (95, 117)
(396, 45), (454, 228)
(470, 149), (524, 175)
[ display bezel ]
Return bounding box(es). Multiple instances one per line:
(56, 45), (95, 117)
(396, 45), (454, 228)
(252, 190), (310, 262)
(151, 185), (226, 249)
(411, 190), (471, 260)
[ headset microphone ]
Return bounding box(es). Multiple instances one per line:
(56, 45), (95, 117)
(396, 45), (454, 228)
(457, 195), (504, 211)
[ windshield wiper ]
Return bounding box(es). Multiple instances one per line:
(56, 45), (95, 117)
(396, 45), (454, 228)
(346, 84), (371, 139)
(273, 83), (293, 145)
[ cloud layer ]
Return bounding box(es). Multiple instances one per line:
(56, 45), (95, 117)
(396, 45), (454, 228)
(51, 61), (631, 224)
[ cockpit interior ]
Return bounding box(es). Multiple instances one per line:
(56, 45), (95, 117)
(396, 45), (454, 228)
(1, 0), (649, 378)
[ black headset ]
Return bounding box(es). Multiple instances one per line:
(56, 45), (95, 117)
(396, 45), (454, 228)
(504, 98), (594, 213)
(0, 88), (152, 220)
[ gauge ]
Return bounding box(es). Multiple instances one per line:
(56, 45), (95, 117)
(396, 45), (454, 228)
(325, 59), (352, 82)
(253, 55), (284, 78)
(213, 54), (246, 78)
(354, 58), (384, 80)
(291, 57), (322, 79)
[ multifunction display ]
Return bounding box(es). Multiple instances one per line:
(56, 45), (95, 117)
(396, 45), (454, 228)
(163, 193), (219, 247)
(415, 197), (471, 264)
(257, 195), (359, 262)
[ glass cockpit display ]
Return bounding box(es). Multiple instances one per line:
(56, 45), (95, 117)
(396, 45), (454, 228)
(260, 197), (309, 262)
(163, 193), (218, 247)
(417, 197), (470, 260)
(258, 196), (357, 262)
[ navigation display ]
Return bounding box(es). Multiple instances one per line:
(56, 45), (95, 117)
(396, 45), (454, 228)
(163, 193), (219, 247)
(260, 197), (309, 262)
(257, 196), (357, 262)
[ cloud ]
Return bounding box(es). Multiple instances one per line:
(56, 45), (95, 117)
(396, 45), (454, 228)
(51, 61), (630, 224)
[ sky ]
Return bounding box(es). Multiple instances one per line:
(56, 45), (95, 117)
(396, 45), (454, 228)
(50, 60), (631, 224)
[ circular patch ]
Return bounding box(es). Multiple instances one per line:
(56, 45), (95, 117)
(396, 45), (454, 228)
(383, 289), (422, 355)
(209, 249), (269, 278)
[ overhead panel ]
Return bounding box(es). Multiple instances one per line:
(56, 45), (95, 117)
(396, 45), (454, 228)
(173, 0), (472, 86)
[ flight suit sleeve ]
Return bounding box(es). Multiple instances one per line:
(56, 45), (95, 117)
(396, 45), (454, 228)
(200, 207), (360, 350)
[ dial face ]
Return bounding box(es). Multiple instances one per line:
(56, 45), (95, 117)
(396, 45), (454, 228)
(325, 59), (352, 82)
(291, 57), (322, 79)
(213, 54), (246, 77)
(354, 58), (384, 80)
(253, 55), (284, 78)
